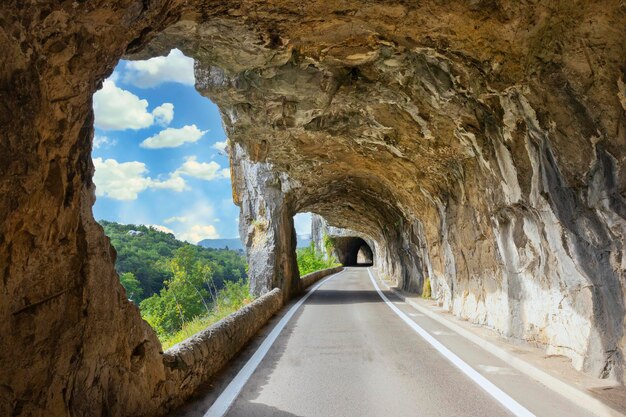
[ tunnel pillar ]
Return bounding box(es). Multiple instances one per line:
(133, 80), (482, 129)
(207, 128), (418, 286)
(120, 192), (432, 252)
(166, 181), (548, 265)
(231, 144), (300, 300)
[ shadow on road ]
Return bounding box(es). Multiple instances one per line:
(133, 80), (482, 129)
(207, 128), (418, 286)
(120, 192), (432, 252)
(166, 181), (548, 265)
(305, 289), (382, 305)
(226, 402), (304, 417)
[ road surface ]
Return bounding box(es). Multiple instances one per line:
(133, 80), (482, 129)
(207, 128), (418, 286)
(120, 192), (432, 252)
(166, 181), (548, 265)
(195, 267), (595, 417)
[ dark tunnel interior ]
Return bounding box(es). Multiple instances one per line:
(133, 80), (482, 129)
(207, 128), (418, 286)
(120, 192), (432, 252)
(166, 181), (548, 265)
(333, 237), (374, 266)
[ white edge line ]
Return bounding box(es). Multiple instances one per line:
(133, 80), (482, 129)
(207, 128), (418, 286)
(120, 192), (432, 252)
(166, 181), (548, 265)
(366, 267), (537, 417)
(203, 269), (347, 417)
(377, 273), (623, 417)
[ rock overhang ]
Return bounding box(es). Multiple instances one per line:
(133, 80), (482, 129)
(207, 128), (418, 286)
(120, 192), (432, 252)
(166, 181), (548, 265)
(121, 3), (626, 381)
(1, 1), (626, 415)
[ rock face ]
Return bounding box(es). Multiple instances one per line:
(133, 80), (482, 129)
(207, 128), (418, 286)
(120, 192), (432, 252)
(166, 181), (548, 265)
(311, 214), (375, 265)
(1, 1), (625, 416)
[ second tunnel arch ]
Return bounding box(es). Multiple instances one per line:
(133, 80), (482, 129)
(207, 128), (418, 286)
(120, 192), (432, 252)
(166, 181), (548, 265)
(333, 236), (374, 266)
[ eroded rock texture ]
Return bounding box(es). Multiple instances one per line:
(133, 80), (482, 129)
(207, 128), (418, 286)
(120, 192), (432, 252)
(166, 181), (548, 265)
(1, 1), (625, 416)
(311, 214), (375, 266)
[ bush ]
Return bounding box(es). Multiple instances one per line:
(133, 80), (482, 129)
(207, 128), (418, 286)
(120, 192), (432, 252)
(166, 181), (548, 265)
(159, 280), (252, 350)
(297, 242), (340, 276)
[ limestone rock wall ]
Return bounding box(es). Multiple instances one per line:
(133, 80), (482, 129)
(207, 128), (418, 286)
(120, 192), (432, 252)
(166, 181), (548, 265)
(230, 144), (300, 300)
(0, 1), (187, 415)
(1, 1), (626, 416)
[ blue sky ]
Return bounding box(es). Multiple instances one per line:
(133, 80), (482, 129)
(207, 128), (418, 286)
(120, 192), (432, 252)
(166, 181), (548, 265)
(92, 49), (311, 243)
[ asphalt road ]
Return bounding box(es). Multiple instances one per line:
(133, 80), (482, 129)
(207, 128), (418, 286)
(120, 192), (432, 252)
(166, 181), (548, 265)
(200, 268), (595, 417)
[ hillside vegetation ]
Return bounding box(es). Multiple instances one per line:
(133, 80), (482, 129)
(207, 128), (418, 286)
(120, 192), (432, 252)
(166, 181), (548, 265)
(102, 221), (337, 349)
(296, 241), (340, 276)
(101, 221), (250, 348)
(101, 220), (247, 302)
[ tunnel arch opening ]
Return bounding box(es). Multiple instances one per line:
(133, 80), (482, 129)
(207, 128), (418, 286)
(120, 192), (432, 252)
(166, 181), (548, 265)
(4, 4), (626, 416)
(333, 237), (374, 267)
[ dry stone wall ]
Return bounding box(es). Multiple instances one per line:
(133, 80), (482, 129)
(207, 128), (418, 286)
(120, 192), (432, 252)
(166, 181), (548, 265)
(162, 288), (283, 410)
(300, 266), (344, 290)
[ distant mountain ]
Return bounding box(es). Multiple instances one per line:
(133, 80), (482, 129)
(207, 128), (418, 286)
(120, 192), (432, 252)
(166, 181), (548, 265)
(197, 238), (244, 251)
(297, 234), (311, 248)
(199, 234), (312, 250)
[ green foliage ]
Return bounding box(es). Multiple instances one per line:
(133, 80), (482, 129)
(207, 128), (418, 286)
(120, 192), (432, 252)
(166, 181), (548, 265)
(296, 242), (340, 276)
(322, 233), (336, 260)
(119, 272), (143, 302)
(139, 246), (224, 337)
(100, 220), (252, 347)
(422, 277), (431, 299)
(160, 280), (251, 350)
(100, 220), (247, 303)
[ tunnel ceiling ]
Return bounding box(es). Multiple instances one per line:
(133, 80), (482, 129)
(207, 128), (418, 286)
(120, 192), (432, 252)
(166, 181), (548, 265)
(135, 1), (625, 241)
(131, 0), (626, 382)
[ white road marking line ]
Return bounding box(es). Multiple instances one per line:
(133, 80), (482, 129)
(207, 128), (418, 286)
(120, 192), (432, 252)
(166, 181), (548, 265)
(203, 269), (347, 417)
(408, 312), (424, 317)
(431, 330), (456, 336)
(367, 268), (537, 417)
(477, 365), (519, 376)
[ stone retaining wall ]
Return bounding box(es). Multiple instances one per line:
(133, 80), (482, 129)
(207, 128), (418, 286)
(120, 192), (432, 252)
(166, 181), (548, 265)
(300, 266), (344, 291)
(161, 288), (283, 410)
(160, 266), (343, 412)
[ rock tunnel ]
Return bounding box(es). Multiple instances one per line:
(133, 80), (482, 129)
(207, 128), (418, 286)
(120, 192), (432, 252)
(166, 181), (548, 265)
(1, 1), (626, 416)
(333, 236), (374, 266)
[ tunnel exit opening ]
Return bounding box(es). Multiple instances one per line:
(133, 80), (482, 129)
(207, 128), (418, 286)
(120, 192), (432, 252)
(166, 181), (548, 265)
(334, 237), (374, 267)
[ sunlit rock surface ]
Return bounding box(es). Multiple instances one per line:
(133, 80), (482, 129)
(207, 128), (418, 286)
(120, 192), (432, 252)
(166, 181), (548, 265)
(1, 1), (625, 415)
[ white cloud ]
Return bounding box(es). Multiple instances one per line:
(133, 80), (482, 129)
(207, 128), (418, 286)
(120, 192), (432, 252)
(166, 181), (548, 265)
(159, 199), (223, 243)
(212, 140), (229, 155)
(178, 224), (219, 243)
(140, 125), (206, 149)
(149, 224), (175, 234)
(93, 135), (117, 149)
(123, 49), (195, 88)
(93, 79), (174, 131)
(173, 156), (230, 181)
(93, 157), (187, 200)
(150, 175), (187, 192)
(93, 79), (153, 130)
(164, 216), (188, 224)
(153, 103), (174, 126)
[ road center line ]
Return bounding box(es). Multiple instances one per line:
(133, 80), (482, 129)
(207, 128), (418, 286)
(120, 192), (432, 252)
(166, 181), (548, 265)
(203, 269), (347, 417)
(366, 268), (537, 417)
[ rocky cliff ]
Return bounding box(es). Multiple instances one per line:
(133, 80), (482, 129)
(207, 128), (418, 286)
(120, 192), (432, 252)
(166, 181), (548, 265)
(1, 1), (625, 416)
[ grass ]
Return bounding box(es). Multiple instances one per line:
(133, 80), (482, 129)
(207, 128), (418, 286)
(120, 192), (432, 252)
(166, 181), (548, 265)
(422, 277), (431, 299)
(160, 280), (253, 350)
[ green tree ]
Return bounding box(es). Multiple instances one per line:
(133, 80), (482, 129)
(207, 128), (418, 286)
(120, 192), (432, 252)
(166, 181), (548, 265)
(99, 220), (247, 302)
(140, 247), (223, 336)
(296, 242), (339, 276)
(119, 272), (143, 303)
